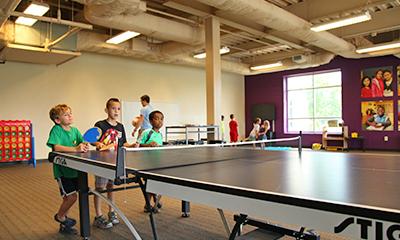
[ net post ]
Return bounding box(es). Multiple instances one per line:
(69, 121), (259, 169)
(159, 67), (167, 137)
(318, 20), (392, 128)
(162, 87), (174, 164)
(115, 147), (126, 180)
(298, 131), (302, 155)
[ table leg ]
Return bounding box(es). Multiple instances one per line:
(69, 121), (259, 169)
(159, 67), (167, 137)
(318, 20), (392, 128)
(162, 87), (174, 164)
(181, 200), (190, 217)
(78, 171), (90, 239)
(138, 179), (158, 240)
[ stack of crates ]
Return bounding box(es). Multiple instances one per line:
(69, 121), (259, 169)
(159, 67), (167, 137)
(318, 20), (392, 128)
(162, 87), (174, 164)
(0, 120), (32, 162)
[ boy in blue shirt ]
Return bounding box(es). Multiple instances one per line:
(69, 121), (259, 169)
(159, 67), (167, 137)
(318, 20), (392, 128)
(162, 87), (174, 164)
(47, 104), (89, 235)
(140, 110), (164, 212)
(138, 95), (153, 139)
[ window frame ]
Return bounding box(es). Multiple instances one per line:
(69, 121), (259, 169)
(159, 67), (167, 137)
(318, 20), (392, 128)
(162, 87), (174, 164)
(284, 69), (342, 134)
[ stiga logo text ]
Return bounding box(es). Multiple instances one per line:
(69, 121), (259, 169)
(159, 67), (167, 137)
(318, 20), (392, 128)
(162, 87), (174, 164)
(334, 217), (400, 239)
(54, 157), (67, 166)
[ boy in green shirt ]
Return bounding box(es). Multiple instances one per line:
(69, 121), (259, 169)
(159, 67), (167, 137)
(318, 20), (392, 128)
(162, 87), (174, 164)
(140, 110), (164, 212)
(47, 104), (89, 235)
(140, 110), (164, 147)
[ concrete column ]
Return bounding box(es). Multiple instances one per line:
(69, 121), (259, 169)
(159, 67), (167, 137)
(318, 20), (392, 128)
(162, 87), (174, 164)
(205, 16), (221, 140)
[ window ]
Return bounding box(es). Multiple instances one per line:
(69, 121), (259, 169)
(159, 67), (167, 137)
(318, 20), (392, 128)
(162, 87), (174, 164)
(285, 70), (342, 133)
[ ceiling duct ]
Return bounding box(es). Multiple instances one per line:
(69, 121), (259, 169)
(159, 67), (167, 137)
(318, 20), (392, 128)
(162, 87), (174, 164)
(250, 52), (335, 74)
(0, 0), (21, 27)
(79, 0), (204, 45)
(77, 31), (251, 74)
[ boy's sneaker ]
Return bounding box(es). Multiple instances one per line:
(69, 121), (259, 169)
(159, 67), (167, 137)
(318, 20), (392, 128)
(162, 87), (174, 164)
(93, 215), (113, 229)
(59, 224), (78, 235)
(108, 211), (120, 225)
(54, 214), (76, 228)
(152, 207), (160, 214)
(155, 195), (162, 210)
(65, 216), (77, 226)
(156, 195), (162, 207)
(143, 205), (151, 213)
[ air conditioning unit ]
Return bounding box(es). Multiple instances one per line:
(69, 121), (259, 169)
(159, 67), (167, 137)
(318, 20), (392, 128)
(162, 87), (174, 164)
(292, 55), (307, 63)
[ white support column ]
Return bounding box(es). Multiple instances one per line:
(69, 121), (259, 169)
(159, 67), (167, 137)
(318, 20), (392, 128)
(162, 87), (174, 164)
(205, 16), (221, 140)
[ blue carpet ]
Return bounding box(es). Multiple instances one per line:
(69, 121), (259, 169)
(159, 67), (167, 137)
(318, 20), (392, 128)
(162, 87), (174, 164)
(265, 146), (291, 151)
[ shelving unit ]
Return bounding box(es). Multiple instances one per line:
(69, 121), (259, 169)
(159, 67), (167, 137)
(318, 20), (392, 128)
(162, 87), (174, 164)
(165, 125), (220, 145)
(322, 126), (349, 151)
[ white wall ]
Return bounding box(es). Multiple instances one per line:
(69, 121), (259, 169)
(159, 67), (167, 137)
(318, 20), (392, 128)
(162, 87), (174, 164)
(0, 53), (245, 159)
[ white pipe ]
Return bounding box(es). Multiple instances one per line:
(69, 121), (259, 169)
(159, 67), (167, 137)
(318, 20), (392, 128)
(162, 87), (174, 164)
(46, 27), (81, 49)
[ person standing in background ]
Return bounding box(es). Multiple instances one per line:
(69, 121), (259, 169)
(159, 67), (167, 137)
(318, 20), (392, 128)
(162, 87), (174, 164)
(139, 95), (153, 141)
(220, 115), (225, 142)
(258, 120), (271, 149)
(229, 114), (239, 143)
(248, 118), (261, 141)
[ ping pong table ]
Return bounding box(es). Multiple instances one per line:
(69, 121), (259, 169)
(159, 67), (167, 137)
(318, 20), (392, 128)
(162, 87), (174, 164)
(48, 145), (400, 240)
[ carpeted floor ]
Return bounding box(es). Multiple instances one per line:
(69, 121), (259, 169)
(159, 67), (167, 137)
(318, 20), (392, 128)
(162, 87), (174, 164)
(0, 161), (346, 240)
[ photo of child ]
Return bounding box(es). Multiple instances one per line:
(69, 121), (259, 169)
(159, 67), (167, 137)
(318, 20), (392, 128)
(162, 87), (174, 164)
(360, 76), (372, 98)
(360, 66), (393, 98)
(361, 100), (393, 131)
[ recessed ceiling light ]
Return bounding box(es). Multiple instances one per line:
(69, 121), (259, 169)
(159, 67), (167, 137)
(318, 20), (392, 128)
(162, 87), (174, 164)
(15, 2), (50, 26)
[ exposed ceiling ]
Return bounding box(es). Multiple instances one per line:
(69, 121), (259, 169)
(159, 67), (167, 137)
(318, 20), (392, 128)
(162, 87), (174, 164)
(1, 0), (400, 74)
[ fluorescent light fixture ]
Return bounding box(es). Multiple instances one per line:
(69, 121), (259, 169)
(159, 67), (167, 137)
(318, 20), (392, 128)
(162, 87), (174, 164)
(311, 11), (371, 32)
(15, 2), (50, 26)
(106, 31), (141, 44)
(193, 46), (230, 59)
(356, 40), (400, 54)
(250, 61), (283, 71)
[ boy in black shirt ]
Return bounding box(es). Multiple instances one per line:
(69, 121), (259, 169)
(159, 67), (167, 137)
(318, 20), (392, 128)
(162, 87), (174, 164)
(93, 98), (134, 228)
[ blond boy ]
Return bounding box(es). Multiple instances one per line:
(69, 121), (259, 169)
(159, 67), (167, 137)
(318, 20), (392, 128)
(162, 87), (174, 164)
(47, 104), (89, 234)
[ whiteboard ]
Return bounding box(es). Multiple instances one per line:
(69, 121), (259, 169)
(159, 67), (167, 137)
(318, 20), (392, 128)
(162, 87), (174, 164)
(121, 101), (181, 142)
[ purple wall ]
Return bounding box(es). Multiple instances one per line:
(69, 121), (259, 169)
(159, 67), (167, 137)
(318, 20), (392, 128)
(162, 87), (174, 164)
(245, 55), (400, 150)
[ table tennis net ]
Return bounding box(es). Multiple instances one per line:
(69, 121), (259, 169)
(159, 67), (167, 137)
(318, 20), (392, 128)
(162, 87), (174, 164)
(125, 135), (302, 152)
(115, 135), (302, 179)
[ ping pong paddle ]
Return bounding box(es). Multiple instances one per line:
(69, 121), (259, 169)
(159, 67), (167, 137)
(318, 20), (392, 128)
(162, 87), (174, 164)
(83, 127), (102, 143)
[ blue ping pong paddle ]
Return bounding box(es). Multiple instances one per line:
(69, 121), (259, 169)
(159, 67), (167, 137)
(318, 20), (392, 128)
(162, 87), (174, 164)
(83, 127), (102, 143)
